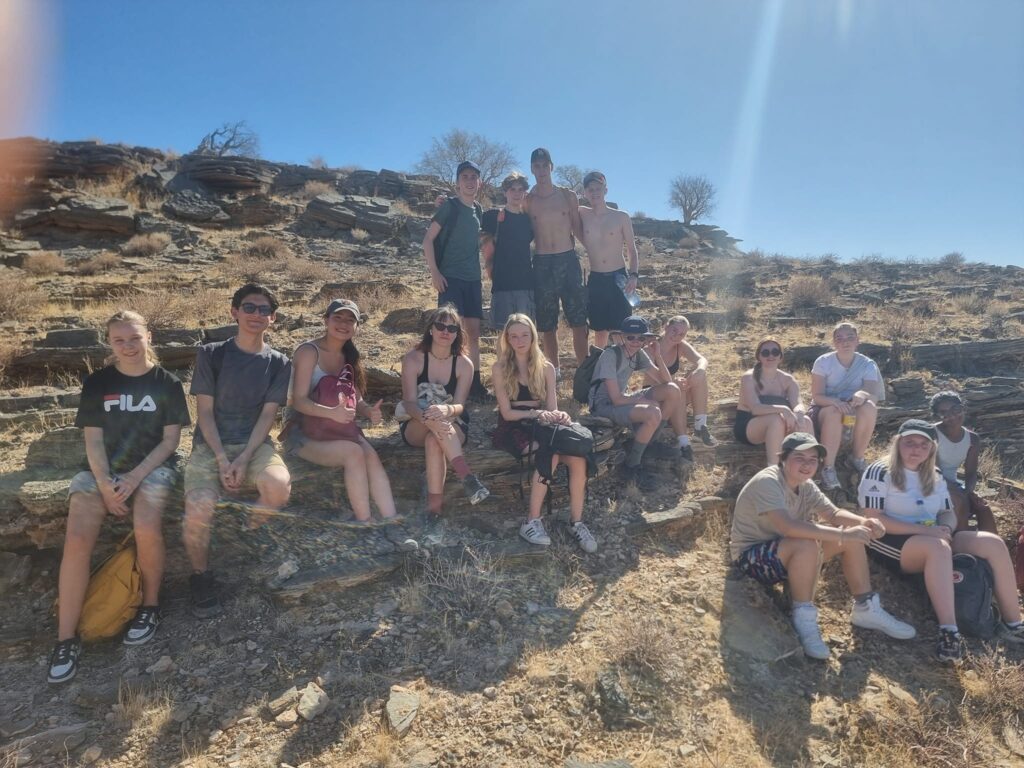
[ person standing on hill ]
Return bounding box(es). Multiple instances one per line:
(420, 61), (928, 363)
(525, 148), (589, 377)
(423, 160), (489, 401)
(579, 171), (639, 349)
(481, 172), (535, 329)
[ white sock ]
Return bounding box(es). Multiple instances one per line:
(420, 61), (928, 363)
(695, 414), (707, 430)
(939, 624), (959, 633)
(677, 435), (691, 447)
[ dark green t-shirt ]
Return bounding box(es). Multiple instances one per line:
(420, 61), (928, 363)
(431, 198), (482, 282)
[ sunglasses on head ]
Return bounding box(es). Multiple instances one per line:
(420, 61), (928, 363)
(759, 346), (782, 358)
(240, 302), (273, 317)
(433, 321), (459, 334)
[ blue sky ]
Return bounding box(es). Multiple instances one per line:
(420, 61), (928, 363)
(5, 0), (1022, 265)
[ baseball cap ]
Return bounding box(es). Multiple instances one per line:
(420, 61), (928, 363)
(897, 419), (938, 441)
(324, 298), (361, 321)
(583, 171), (606, 188)
(455, 160), (480, 177)
(780, 432), (827, 458)
(617, 315), (654, 336)
(530, 147), (553, 165)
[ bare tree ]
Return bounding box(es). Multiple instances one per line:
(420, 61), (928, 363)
(555, 164), (585, 195)
(668, 174), (716, 225)
(194, 121), (261, 158)
(415, 129), (516, 194)
(308, 155), (328, 170)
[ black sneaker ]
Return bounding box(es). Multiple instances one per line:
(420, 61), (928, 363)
(695, 424), (718, 447)
(936, 628), (964, 663)
(679, 444), (695, 463)
(462, 474), (490, 504)
(47, 637), (81, 684)
(189, 571), (223, 619)
(123, 605), (161, 646)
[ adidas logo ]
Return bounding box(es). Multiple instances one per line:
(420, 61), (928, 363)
(868, 484), (881, 492)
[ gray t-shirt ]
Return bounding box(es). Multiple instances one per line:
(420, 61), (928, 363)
(190, 338), (291, 447)
(589, 345), (653, 407)
(431, 198), (482, 282)
(729, 465), (838, 561)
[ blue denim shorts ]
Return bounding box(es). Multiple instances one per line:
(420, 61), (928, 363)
(736, 539), (788, 585)
(68, 466), (177, 500)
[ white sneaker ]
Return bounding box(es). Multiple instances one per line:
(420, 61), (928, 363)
(851, 457), (867, 474)
(821, 466), (841, 490)
(850, 594), (916, 639)
(571, 521), (598, 553)
(792, 605), (831, 660)
(519, 518), (551, 547)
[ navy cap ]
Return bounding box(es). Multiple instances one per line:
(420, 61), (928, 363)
(618, 315), (653, 336)
(456, 160), (480, 177)
(324, 298), (361, 321)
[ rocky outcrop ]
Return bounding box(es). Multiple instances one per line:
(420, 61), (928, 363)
(178, 154), (279, 192)
(270, 164), (340, 196)
(340, 169), (444, 205)
(161, 190), (229, 224)
(0, 137), (161, 180)
(222, 194), (298, 226)
(14, 192), (136, 236)
(300, 193), (404, 236)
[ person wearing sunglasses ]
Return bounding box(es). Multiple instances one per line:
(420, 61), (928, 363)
(930, 390), (996, 534)
(399, 305), (490, 522)
(859, 420), (1024, 662)
(810, 322), (884, 490)
(731, 432), (914, 661)
(182, 283), (293, 619)
(645, 315), (716, 447)
(735, 338), (813, 466)
(481, 172), (535, 330)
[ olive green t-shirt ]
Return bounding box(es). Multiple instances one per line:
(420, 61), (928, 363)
(729, 465), (838, 561)
(431, 198), (482, 282)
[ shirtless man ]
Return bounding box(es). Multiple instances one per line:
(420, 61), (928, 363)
(579, 171), (639, 348)
(525, 148), (588, 375)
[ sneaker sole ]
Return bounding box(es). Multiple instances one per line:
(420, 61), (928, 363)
(851, 615), (917, 640)
(123, 629), (158, 646)
(47, 669), (77, 684)
(520, 534), (551, 547)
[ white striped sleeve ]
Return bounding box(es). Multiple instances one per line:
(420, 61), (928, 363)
(858, 462), (888, 512)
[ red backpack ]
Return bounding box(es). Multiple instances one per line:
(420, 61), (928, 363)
(301, 364), (363, 442)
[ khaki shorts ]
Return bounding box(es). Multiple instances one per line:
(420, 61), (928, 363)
(184, 442), (287, 496)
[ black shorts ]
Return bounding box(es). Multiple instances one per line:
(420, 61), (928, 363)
(438, 277), (483, 320)
(587, 269), (633, 332)
(867, 533), (913, 572)
(733, 410), (756, 445)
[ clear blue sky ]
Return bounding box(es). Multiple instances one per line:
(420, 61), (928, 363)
(5, 0), (1023, 266)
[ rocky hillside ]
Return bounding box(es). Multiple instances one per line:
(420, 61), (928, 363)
(1, 138), (1023, 768)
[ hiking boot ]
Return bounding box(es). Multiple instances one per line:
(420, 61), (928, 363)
(462, 474), (490, 505)
(850, 594), (916, 640)
(851, 457), (867, 475)
(679, 444), (695, 464)
(936, 628), (965, 663)
(47, 637), (81, 684)
(695, 424), (718, 447)
(792, 605), (830, 660)
(189, 571), (223, 619)
(997, 622), (1024, 646)
(123, 605), (162, 646)
(821, 465), (841, 490)
(519, 518), (551, 547)
(571, 521), (598, 553)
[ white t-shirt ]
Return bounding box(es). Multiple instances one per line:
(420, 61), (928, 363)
(858, 461), (951, 525)
(811, 352), (884, 402)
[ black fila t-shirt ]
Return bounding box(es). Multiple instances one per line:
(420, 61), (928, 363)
(75, 365), (191, 474)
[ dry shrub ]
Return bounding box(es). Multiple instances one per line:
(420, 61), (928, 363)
(243, 235), (292, 261)
(707, 258), (754, 297)
(722, 296), (751, 328)
(122, 232), (171, 257)
(389, 199), (414, 216)
(875, 305), (927, 373)
(120, 287), (225, 330)
(115, 680), (173, 729)
(77, 251), (121, 275)
(223, 253), (330, 284)
(939, 251), (966, 268)
(788, 275), (832, 311)
(953, 292), (990, 315)
(964, 650), (1024, 720)
(608, 615), (675, 676)
(0, 277), (46, 321)
(418, 549), (507, 618)
(350, 227), (370, 242)
(302, 180), (333, 199)
(22, 250), (65, 275)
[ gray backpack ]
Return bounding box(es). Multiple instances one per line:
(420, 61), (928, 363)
(952, 553), (998, 639)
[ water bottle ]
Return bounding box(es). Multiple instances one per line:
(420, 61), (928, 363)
(616, 273), (642, 308)
(842, 413), (856, 444)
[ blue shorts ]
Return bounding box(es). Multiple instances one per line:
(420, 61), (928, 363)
(438, 278), (483, 320)
(736, 540), (788, 585)
(68, 466), (177, 502)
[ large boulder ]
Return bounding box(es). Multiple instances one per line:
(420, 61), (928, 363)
(222, 194), (298, 226)
(161, 190), (229, 224)
(179, 154), (279, 192)
(14, 192), (136, 235)
(300, 193), (404, 236)
(270, 163), (340, 196)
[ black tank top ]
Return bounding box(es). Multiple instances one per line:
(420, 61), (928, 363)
(511, 382), (534, 410)
(418, 351), (459, 397)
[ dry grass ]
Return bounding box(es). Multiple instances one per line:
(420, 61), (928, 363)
(953, 292), (991, 315)
(389, 199), (414, 216)
(939, 251), (966, 268)
(368, 722), (401, 766)
(243, 235), (292, 261)
(77, 251), (121, 275)
(0, 278), (46, 321)
(350, 227), (370, 242)
(875, 305), (928, 373)
(788, 275), (832, 311)
(964, 650), (1024, 719)
(418, 549), (508, 618)
(976, 445), (1003, 479)
(114, 680), (173, 729)
(117, 286), (227, 330)
(22, 250), (65, 276)
(607, 614), (675, 676)
(302, 180), (334, 199)
(122, 232), (171, 257)
(721, 296), (751, 328)
(222, 253), (331, 284)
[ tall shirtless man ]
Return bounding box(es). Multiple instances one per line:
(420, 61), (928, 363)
(526, 148), (588, 374)
(579, 171), (639, 348)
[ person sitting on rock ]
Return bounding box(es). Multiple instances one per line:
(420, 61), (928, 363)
(285, 299), (402, 525)
(644, 315), (716, 448)
(399, 304), (489, 523)
(734, 338), (814, 467)
(859, 419), (1024, 663)
(492, 314), (597, 553)
(730, 432), (915, 661)
(809, 322), (883, 490)
(48, 310), (191, 684)
(589, 315), (693, 488)
(482, 172), (535, 329)
(182, 283), (293, 619)
(930, 390), (997, 534)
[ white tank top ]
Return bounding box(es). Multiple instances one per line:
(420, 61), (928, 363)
(935, 428), (970, 483)
(299, 342), (333, 389)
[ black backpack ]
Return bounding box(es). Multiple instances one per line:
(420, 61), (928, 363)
(435, 197), (483, 271)
(532, 422), (597, 483)
(572, 345), (622, 405)
(952, 553), (998, 639)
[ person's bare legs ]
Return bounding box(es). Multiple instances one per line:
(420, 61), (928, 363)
(526, 455), (586, 522)
(648, 382), (685, 437)
(571, 324), (589, 365)
(628, 402), (663, 444)
(541, 330), (559, 372)
(361, 441), (398, 518)
(687, 369), (709, 417)
(899, 535), (956, 626)
(298, 440), (373, 520)
(777, 537), (822, 603)
(817, 405), (843, 468)
(851, 401), (877, 460)
(249, 464), (291, 527)
(953, 531), (1022, 623)
(132, 487), (168, 607)
(821, 539), (871, 595)
(464, 317), (481, 374)
(745, 413), (787, 466)
(183, 488), (218, 573)
(403, 421), (467, 510)
(57, 492), (106, 640)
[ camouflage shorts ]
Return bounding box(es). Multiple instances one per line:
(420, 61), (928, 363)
(533, 251), (588, 332)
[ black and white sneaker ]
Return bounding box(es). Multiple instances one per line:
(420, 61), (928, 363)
(189, 571), (223, 619)
(936, 628), (965, 663)
(47, 637), (82, 684)
(679, 444), (695, 463)
(462, 474), (490, 505)
(695, 424), (718, 447)
(123, 605), (161, 646)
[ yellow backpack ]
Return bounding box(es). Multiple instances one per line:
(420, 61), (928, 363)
(57, 534), (143, 641)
